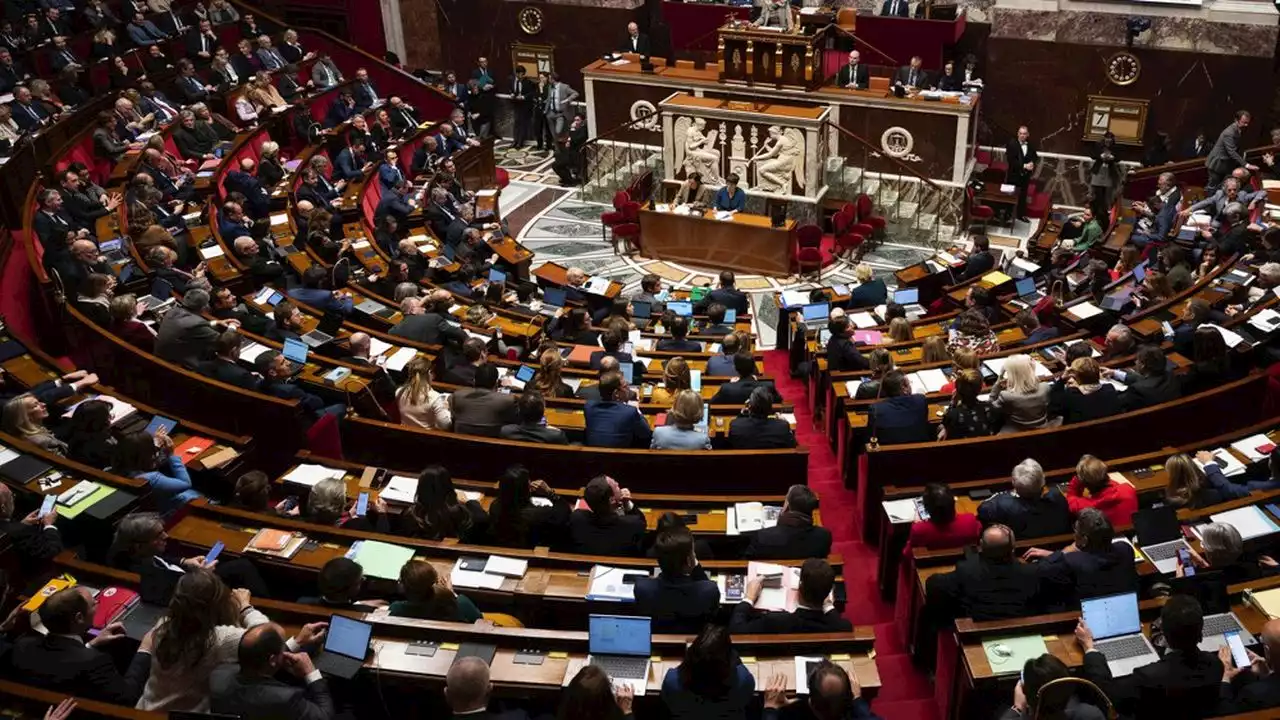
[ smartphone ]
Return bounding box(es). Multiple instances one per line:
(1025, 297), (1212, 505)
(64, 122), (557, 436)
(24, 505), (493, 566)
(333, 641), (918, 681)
(281, 496), (299, 512)
(913, 498), (930, 521)
(621, 573), (641, 585)
(1226, 631), (1251, 669)
(356, 492), (369, 517)
(39, 494), (56, 518)
(725, 574), (745, 602)
(1177, 547), (1195, 577)
(204, 540), (225, 565)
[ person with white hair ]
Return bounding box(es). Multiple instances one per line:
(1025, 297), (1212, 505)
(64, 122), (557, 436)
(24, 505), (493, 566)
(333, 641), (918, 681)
(977, 458), (1073, 539)
(848, 262), (887, 308)
(990, 354), (1053, 433)
(155, 288), (239, 368)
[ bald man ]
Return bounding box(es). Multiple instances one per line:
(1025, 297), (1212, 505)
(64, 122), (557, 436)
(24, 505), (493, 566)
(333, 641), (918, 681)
(763, 660), (875, 720)
(1219, 618), (1280, 712)
(925, 524), (1044, 622)
(347, 332), (372, 364)
(445, 656), (530, 719)
(211, 623), (335, 720)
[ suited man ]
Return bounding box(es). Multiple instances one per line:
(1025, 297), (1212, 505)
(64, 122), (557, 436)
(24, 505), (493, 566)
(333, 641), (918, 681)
(1218, 618), (1280, 713)
(635, 525), (719, 633)
(186, 19), (219, 63)
(892, 55), (927, 89)
(746, 484), (831, 559)
(375, 180), (415, 225)
(836, 50), (869, 89)
(155, 289), (225, 367)
(199, 329), (263, 390)
(568, 475), (646, 556)
(352, 68), (378, 109)
(48, 35), (80, 72)
(960, 234), (995, 280)
(58, 168), (118, 225)
(656, 315), (703, 352)
(39, 8), (70, 39)
(731, 559), (851, 634)
(311, 54), (342, 89)
(295, 170), (335, 213)
(154, 4), (187, 35)
(544, 72), (578, 137)
(1005, 125), (1039, 222)
(729, 387), (797, 450)
(926, 525), (1043, 621)
(0, 49), (28, 93)
(126, 12), (168, 45)
(1079, 595), (1224, 719)
(223, 159), (270, 218)
(977, 459), (1073, 540)
(584, 371), (652, 448)
(9, 587), (152, 704)
(0, 483), (62, 572)
(388, 96), (419, 134)
(289, 266), (354, 316)
(1132, 172), (1182, 247)
(450, 364), (518, 437)
(445, 657), (529, 720)
(33, 188), (83, 248)
(509, 65), (535, 148)
(323, 91), (356, 128)
(391, 292), (467, 347)
(11, 86), (49, 131)
(710, 353), (783, 406)
(825, 315), (869, 372)
(499, 392), (568, 444)
(1026, 509), (1139, 609)
(138, 82), (180, 125)
(434, 123), (467, 157)
(1187, 131), (1210, 160)
(1109, 345), (1182, 411)
(48, 240), (109, 298)
(868, 370), (931, 444)
(881, 0), (910, 15)
(1206, 110), (1257, 190)
(333, 140), (369, 181)
(695, 270), (749, 315)
(255, 35), (286, 71)
(230, 237), (284, 288)
(621, 22), (650, 55)
(210, 623), (335, 720)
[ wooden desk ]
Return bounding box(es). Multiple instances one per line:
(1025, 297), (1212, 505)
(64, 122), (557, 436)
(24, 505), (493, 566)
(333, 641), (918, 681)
(639, 208), (795, 277)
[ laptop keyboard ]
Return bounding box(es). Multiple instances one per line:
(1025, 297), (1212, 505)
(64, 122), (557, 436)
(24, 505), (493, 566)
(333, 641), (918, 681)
(1144, 541), (1186, 562)
(591, 656), (647, 679)
(1096, 635), (1152, 661)
(1203, 614), (1243, 636)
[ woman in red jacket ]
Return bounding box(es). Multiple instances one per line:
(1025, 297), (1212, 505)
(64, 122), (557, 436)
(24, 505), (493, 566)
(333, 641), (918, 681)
(907, 482), (982, 553)
(1065, 453), (1138, 527)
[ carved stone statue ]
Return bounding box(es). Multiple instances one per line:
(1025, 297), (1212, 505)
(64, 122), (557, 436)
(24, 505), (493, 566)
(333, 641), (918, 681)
(674, 117), (723, 184)
(753, 125), (805, 193)
(755, 0), (795, 32)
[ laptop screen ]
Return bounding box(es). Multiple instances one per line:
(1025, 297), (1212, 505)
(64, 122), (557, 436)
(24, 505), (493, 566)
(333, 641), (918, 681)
(1133, 505), (1182, 546)
(894, 287), (919, 305)
(150, 278), (173, 301)
(543, 288), (566, 307)
(489, 268), (506, 284)
(100, 238), (123, 253)
(324, 614), (373, 660)
(1133, 261), (1147, 283)
(515, 365), (536, 383)
(282, 338), (309, 364)
(1015, 277), (1036, 297)
(802, 303), (829, 322)
(724, 308), (737, 323)
(1081, 592), (1141, 640)
(620, 362), (633, 385)
(631, 301), (651, 319)
(589, 614), (651, 656)
(668, 301), (693, 317)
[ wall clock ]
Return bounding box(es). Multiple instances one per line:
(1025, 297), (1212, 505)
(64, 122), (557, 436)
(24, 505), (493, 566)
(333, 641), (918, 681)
(518, 6), (544, 36)
(1105, 51), (1141, 86)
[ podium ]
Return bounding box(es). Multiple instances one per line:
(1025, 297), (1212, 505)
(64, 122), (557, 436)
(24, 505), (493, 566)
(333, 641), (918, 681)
(718, 22), (827, 90)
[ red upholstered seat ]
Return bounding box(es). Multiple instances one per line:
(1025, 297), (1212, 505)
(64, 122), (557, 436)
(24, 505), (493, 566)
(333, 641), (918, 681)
(796, 246), (824, 277)
(796, 223), (822, 248)
(611, 221), (641, 255)
(855, 194), (887, 244)
(967, 187), (994, 232)
(306, 411), (344, 460)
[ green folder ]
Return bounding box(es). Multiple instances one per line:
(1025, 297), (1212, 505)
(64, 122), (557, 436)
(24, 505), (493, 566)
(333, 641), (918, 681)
(57, 485), (115, 519)
(981, 635), (1049, 675)
(352, 540), (416, 580)
(691, 287), (708, 302)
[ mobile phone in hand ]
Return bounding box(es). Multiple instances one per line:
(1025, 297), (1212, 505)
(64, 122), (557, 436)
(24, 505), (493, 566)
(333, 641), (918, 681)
(39, 494), (56, 518)
(1226, 631), (1251, 668)
(356, 492), (369, 517)
(205, 540), (225, 565)
(1177, 547), (1195, 576)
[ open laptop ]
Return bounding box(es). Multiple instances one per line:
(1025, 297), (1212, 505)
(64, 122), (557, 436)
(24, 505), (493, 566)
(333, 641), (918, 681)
(1168, 574), (1258, 652)
(489, 268), (506, 285)
(300, 329), (334, 349)
(314, 614), (373, 680)
(281, 338), (309, 376)
(139, 277), (175, 311)
(1080, 592), (1159, 676)
(1133, 505), (1189, 574)
(99, 238), (128, 263)
(1133, 261), (1148, 283)
(893, 287), (925, 318)
(799, 302), (829, 330)
(667, 300), (693, 317)
(587, 614), (651, 696)
(538, 287), (567, 317)
(1013, 276), (1042, 304)
(631, 300), (651, 320)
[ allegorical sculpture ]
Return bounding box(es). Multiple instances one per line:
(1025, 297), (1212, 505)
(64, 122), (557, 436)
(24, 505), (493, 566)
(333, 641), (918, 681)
(752, 125), (805, 193)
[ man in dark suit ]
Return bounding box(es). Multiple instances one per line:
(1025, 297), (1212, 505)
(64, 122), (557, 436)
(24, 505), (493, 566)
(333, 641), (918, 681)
(47, 239), (110, 298)
(568, 475), (646, 556)
(1005, 125), (1039, 222)
(58, 168), (119, 226)
(499, 392), (568, 444)
(155, 289), (226, 367)
(224, 158), (271, 218)
(925, 525), (1043, 621)
(960, 234), (995, 280)
(1078, 594), (1225, 719)
(655, 315), (704, 353)
(389, 292), (467, 348)
(211, 623), (335, 720)
(881, 0), (910, 15)
(509, 66), (534, 149)
(8, 586), (152, 704)
(825, 315), (869, 373)
(1206, 110), (1257, 190)
(695, 270), (750, 315)
(333, 139), (369, 182)
(746, 485), (831, 559)
(1218, 618), (1280, 714)
(977, 459), (1073, 540)
(450, 364), (518, 437)
(200, 330), (263, 390)
(295, 170), (335, 214)
(1110, 345), (1182, 412)
(0, 483), (61, 571)
(33, 188), (83, 249)
(710, 353), (784, 406)
(1025, 508), (1139, 608)
(11, 85), (49, 131)
(728, 387), (797, 450)
(892, 56), (927, 89)
(375, 179), (415, 225)
(445, 657), (530, 720)
(587, 328), (646, 386)
(730, 558), (852, 634)
(288, 266), (354, 317)
(352, 68), (378, 109)
(186, 19), (218, 64)
(621, 22), (651, 55)
(584, 371), (652, 448)
(836, 50), (870, 89)
(634, 525), (719, 633)
(323, 91), (356, 129)
(387, 96), (419, 135)
(1015, 308), (1060, 346)
(256, 351), (347, 420)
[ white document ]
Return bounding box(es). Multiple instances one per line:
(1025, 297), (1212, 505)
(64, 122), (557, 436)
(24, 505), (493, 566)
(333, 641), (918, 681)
(1032, 360), (1053, 380)
(916, 368), (948, 393)
(367, 336), (392, 358)
(585, 277), (612, 295)
(883, 498), (919, 524)
(850, 312), (877, 329)
(585, 565), (647, 601)
(734, 502), (765, 532)
(1211, 505), (1280, 541)
(1231, 434), (1275, 463)
(352, 239), (370, 250)
(845, 380), (862, 397)
(563, 376), (583, 392)
(252, 287), (275, 304)
(1197, 448), (1248, 477)
(983, 358), (1008, 377)
(531, 497), (553, 507)
(283, 463), (346, 487)
(795, 657), (827, 695)
(1010, 257), (1041, 276)
(748, 561), (799, 612)
(777, 413), (796, 426)
(999, 184), (1016, 194)
(0, 445), (18, 466)
(1203, 323), (1247, 349)
(907, 373), (927, 395)
(451, 560), (505, 590)
(1249, 308), (1280, 333)
(715, 210), (734, 221)
(237, 342), (271, 363)
(199, 245), (225, 260)
(379, 475), (418, 504)
(269, 213), (289, 226)
(936, 251), (960, 266)
(384, 346), (418, 372)
(1070, 302), (1104, 319)
(485, 555), (529, 578)
(781, 290), (810, 308)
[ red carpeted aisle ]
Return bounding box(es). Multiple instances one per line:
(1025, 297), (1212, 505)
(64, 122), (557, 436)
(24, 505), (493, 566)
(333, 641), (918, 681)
(763, 350), (938, 720)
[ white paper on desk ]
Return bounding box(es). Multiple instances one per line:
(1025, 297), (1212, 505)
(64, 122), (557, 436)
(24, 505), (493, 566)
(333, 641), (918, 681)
(1211, 505), (1280, 541)
(270, 213), (289, 226)
(999, 184), (1016, 194)
(883, 498), (919, 524)
(252, 287), (275, 305)
(563, 377), (583, 392)
(237, 341), (271, 363)
(1063, 338), (1102, 357)
(907, 373), (927, 395)
(715, 211), (734, 221)
(654, 203), (670, 213)
(850, 312), (877, 329)
(383, 346), (418, 372)
(367, 337), (392, 358)
(1010, 257), (1041, 277)
(748, 561), (798, 612)
(586, 565), (647, 601)
(379, 475), (418, 504)
(1070, 302), (1104, 319)
(983, 358), (1008, 376)
(734, 502), (765, 532)
(795, 656), (827, 694)
(845, 380), (862, 397)
(283, 463), (345, 487)
(1203, 323), (1248, 349)
(352, 239), (370, 250)
(936, 251), (960, 266)
(1102, 378), (1128, 393)
(781, 290), (809, 308)
(1032, 361), (1053, 380)
(486, 555), (528, 578)
(1231, 434), (1274, 463)
(464, 329), (490, 343)
(916, 368), (948, 393)
(585, 277), (612, 295)
(199, 245), (224, 260)
(1197, 448), (1248, 478)
(1249, 308), (1280, 333)
(451, 563), (505, 590)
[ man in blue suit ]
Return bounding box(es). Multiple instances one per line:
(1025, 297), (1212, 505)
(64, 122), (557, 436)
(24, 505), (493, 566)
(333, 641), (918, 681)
(323, 91), (356, 129)
(223, 158), (270, 219)
(217, 200), (253, 241)
(633, 525), (720, 633)
(881, 0), (910, 16)
(374, 179), (414, 225)
(333, 140), (369, 182)
(125, 12), (168, 45)
(694, 270), (749, 315)
(584, 371), (652, 448)
(10, 86), (49, 131)
(433, 124), (467, 157)
(377, 149), (405, 192)
(352, 68), (378, 109)
(288, 265), (354, 316)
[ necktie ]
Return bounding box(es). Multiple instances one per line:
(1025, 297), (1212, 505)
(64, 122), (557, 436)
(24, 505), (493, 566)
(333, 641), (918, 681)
(24, 104), (37, 121)
(323, 64), (333, 85)
(908, 70), (915, 86)
(61, 51), (72, 65)
(201, 35), (207, 53)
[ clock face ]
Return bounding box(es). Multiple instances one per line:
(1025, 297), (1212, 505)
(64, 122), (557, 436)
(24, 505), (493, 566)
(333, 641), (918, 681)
(1106, 51), (1140, 86)
(518, 6), (544, 35)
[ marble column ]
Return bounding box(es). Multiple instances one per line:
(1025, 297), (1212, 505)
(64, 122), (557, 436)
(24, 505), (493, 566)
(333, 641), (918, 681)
(379, 0), (407, 64)
(397, 0), (442, 68)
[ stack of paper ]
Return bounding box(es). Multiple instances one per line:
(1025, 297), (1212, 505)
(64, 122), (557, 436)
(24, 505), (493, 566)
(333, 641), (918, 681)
(1010, 257), (1041, 276)
(906, 374), (928, 395)
(1203, 323), (1248, 349)
(199, 245), (225, 260)
(780, 290), (809, 308)
(914, 368), (948, 393)
(1231, 434), (1275, 463)
(730, 502), (782, 533)
(1069, 302), (1104, 319)
(883, 498), (918, 524)
(1197, 448), (1248, 477)
(584, 277), (612, 295)
(1248, 308), (1280, 334)
(379, 475), (418, 504)
(367, 337), (392, 358)
(849, 312), (877, 329)
(747, 561), (800, 612)
(1210, 505), (1280, 541)
(585, 565), (649, 601)
(237, 342), (271, 363)
(936, 251), (960, 266)
(1247, 587), (1280, 619)
(384, 347), (419, 372)
(451, 555), (529, 590)
(352, 540), (417, 580)
(282, 463), (346, 487)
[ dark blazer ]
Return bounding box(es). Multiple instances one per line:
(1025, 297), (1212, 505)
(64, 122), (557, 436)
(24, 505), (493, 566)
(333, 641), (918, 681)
(621, 32), (651, 55)
(1219, 670), (1280, 714)
(925, 551), (1044, 621)
(836, 62), (870, 89)
(210, 666), (335, 720)
(1005, 138), (1039, 185)
(1121, 373), (1181, 411)
(846, 279), (887, 308)
(450, 388), (518, 437)
(730, 603), (852, 634)
(881, 0), (910, 16)
(0, 519), (62, 566)
(1036, 540), (1140, 608)
(709, 378), (783, 406)
(8, 634), (151, 704)
(976, 489), (1073, 540)
(745, 516), (832, 559)
(728, 416), (797, 449)
(869, 394), (931, 445)
(1106, 648), (1225, 720)
(499, 422), (568, 444)
(1061, 385), (1124, 424)
(656, 338), (703, 353)
(892, 65), (928, 88)
(633, 566), (720, 633)
(1021, 326), (1061, 346)
(826, 334), (869, 372)
(584, 400), (653, 448)
(961, 250), (995, 280)
(568, 507), (646, 556)
(200, 357), (262, 391)
(695, 287), (749, 315)
(154, 306), (220, 367)
(389, 313), (465, 346)
(257, 157), (285, 188)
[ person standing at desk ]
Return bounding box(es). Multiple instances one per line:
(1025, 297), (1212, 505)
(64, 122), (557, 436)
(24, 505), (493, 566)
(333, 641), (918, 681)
(881, 0), (910, 16)
(1005, 125), (1039, 223)
(714, 173), (746, 213)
